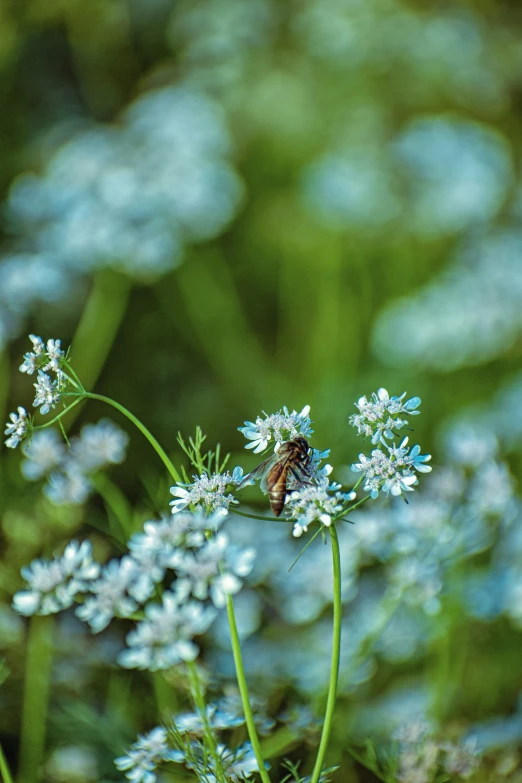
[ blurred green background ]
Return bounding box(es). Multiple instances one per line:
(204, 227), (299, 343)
(2, 0), (522, 781)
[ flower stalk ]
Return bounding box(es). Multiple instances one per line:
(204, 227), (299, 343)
(226, 593), (271, 783)
(310, 524), (342, 783)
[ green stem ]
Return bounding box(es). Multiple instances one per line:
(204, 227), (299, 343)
(335, 494), (371, 521)
(18, 616), (54, 783)
(225, 594), (271, 783)
(32, 398), (84, 431)
(65, 392), (181, 483)
(310, 524), (342, 783)
(186, 661), (226, 783)
(0, 743), (14, 783)
(234, 508), (287, 523)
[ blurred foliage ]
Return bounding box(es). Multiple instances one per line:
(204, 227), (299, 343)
(2, 0), (522, 781)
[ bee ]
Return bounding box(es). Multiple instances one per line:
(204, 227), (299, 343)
(240, 436), (312, 516)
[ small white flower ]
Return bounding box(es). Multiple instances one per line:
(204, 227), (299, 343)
(115, 726), (183, 783)
(382, 473), (418, 497)
(170, 471), (239, 514)
(33, 370), (61, 415)
(239, 405), (313, 453)
(42, 338), (64, 372)
(19, 335), (45, 375)
(4, 407), (29, 449)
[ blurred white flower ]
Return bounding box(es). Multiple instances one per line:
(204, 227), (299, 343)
(76, 557), (140, 632)
(118, 591), (216, 671)
(13, 541), (100, 617)
(115, 726), (183, 783)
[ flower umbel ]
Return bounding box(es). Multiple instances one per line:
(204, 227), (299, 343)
(12, 541), (100, 617)
(115, 726), (183, 783)
(351, 436), (432, 499)
(286, 483), (356, 538)
(170, 468), (243, 514)
(239, 405), (313, 453)
(4, 406), (29, 449)
(349, 388), (421, 445)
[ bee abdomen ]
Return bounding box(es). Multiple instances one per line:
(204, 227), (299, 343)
(269, 489), (286, 517)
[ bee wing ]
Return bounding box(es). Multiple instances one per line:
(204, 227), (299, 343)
(238, 454), (278, 490)
(263, 458), (288, 494)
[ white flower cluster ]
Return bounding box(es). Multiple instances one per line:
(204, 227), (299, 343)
(4, 334), (69, 450)
(394, 721), (481, 783)
(351, 436), (432, 499)
(13, 508), (255, 672)
(239, 405), (313, 452)
(349, 387), (421, 445)
(170, 466), (244, 514)
(286, 484), (356, 538)
(116, 721), (262, 783)
(21, 419), (129, 505)
(12, 541), (99, 616)
(115, 727), (183, 783)
(4, 407), (28, 449)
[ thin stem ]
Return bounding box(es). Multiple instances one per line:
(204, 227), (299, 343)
(288, 526), (323, 571)
(65, 392), (181, 483)
(351, 474), (365, 493)
(0, 743), (14, 783)
(234, 508), (286, 523)
(335, 494), (371, 520)
(32, 398), (84, 431)
(186, 661), (226, 783)
(310, 524), (342, 783)
(225, 594), (271, 783)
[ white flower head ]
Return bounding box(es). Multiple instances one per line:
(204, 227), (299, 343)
(42, 338), (64, 372)
(118, 591), (216, 671)
(33, 370), (62, 415)
(12, 540), (99, 617)
(5, 407), (29, 449)
(19, 335), (45, 375)
(349, 388), (421, 445)
(20, 335), (65, 376)
(286, 483), (354, 537)
(115, 726), (183, 783)
(239, 405), (313, 453)
(351, 436), (431, 499)
(170, 470), (240, 515)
